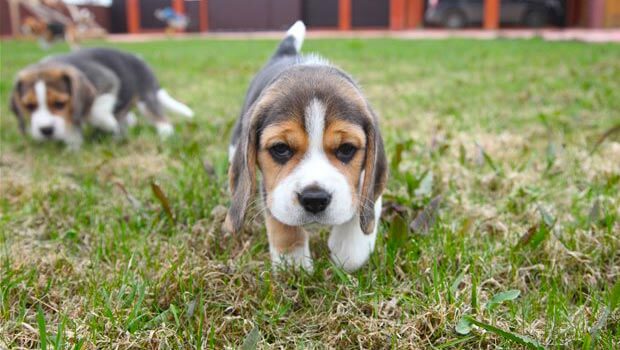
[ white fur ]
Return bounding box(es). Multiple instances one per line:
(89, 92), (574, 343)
(329, 196), (382, 272)
(228, 144), (236, 163)
(30, 80), (71, 143)
(156, 122), (174, 138)
(137, 101), (148, 116)
(269, 99), (356, 227)
(298, 53), (329, 66)
(286, 20), (306, 53)
(88, 93), (120, 135)
(157, 89), (194, 118)
(269, 230), (313, 272)
(125, 111), (137, 127)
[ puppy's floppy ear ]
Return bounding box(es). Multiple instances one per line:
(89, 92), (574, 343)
(224, 103), (264, 233)
(10, 79), (27, 134)
(359, 107), (388, 234)
(62, 67), (96, 124)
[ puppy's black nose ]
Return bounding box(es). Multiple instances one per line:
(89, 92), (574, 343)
(298, 187), (331, 214)
(40, 126), (54, 137)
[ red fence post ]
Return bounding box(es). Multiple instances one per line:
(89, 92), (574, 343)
(390, 0), (405, 30)
(339, 0), (351, 30)
(484, 0), (500, 29)
(199, 0), (208, 32)
(126, 0), (140, 33)
(406, 0), (424, 28)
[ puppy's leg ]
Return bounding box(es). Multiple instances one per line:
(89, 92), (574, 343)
(328, 196), (382, 272)
(114, 103), (137, 138)
(265, 212), (313, 272)
(64, 126), (83, 150)
(89, 93), (121, 136)
(139, 92), (173, 139)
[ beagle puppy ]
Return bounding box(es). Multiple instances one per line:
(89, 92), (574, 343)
(10, 47), (193, 148)
(22, 16), (77, 50)
(226, 21), (387, 272)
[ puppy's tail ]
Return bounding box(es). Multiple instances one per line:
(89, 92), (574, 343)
(157, 89), (194, 118)
(274, 20), (306, 57)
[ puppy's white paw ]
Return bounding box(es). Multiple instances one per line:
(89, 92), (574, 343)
(328, 197), (381, 273)
(125, 112), (137, 127)
(64, 130), (83, 151)
(156, 122), (174, 139)
(271, 244), (313, 272)
(328, 229), (374, 273)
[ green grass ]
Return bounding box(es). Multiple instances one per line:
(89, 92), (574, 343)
(1, 37), (619, 349)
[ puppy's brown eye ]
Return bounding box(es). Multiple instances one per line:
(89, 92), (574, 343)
(335, 143), (357, 163)
(52, 101), (66, 110)
(25, 103), (37, 112)
(269, 143), (294, 164)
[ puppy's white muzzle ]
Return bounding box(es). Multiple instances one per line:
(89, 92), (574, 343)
(269, 151), (357, 227)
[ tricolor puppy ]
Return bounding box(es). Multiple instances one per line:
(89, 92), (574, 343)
(226, 21), (387, 272)
(10, 47), (193, 148)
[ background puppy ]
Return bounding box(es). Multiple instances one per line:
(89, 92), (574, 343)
(226, 21), (387, 272)
(10, 47), (193, 148)
(22, 16), (77, 50)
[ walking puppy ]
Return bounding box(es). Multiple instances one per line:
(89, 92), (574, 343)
(226, 21), (387, 272)
(10, 47), (193, 148)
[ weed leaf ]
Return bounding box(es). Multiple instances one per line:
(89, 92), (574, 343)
(389, 215), (409, 247)
(545, 142), (557, 171)
(450, 266), (469, 295)
(486, 289), (520, 311)
(151, 181), (175, 222)
(475, 142), (499, 173)
(414, 171), (433, 197)
(410, 195), (442, 235)
(391, 142), (405, 170)
(241, 325), (260, 350)
(455, 316), (472, 335)
(464, 316), (544, 349)
(537, 205), (555, 228)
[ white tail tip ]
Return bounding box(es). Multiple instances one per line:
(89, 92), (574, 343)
(287, 20), (306, 52)
(157, 89), (194, 118)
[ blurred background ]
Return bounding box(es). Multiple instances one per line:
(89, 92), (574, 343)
(2, 0), (619, 41)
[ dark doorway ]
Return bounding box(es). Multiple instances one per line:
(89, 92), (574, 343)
(303, 0), (339, 28)
(352, 0), (389, 28)
(208, 0), (301, 31)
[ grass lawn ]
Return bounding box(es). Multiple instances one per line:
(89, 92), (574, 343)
(1, 37), (619, 349)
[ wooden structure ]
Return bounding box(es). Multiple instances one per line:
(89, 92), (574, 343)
(122, 0), (425, 33)
(119, 0), (620, 34)
(121, 0), (580, 33)
(3, 0), (619, 37)
(4, 0), (106, 38)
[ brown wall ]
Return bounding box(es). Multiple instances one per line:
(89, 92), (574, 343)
(1, 0), (11, 36)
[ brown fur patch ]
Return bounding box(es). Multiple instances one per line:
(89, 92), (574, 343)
(265, 213), (307, 253)
(324, 120), (366, 204)
(258, 119), (309, 206)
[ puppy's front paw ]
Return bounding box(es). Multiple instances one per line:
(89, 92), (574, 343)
(328, 221), (377, 273)
(156, 122), (174, 139)
(328, 234), (373, 273)
(271, 245), (314, 272)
